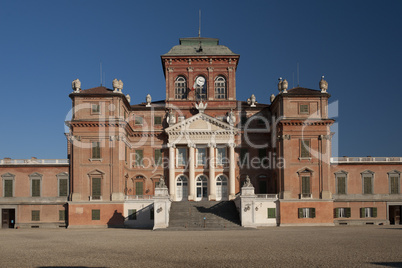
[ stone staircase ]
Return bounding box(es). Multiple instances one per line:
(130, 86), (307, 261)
(167, 200), (242, 230)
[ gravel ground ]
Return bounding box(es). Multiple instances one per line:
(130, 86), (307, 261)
(0, 226), (401, 268)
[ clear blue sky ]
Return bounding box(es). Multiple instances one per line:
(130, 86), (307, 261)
(0, 0), (401, 159)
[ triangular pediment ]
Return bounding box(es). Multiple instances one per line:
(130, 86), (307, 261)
(165, 113), (238, 134)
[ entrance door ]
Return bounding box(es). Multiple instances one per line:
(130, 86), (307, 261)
(196, 176), (208, 201)
(176, 176), (188, 201)
(389, 205), (401, 225)
(216, 175), (228, 201)
(1, 209), (15, 229)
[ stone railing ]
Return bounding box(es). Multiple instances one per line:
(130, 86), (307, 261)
(256, 194), (278, 199)
(331, 157), (402, 164)
(0, 158), (69, 165)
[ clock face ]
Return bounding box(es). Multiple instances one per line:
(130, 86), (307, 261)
(196, 76), (205, 86)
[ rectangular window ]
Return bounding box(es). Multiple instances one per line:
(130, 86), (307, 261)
(59, 178), (68, 197)
(300, 140), (310, 158)
(135, 150), (143, 167)
(299, 104), (309, 114)
(92, 104), (100, 114)
(360, 207), (377, 218)
(4, 179), (13, 197)
(150, 207), (154, 220)
(135, 181), (143, 196)
(337, 176), (346, 195)
(92, 177), (101, 200)
(92, 141), (101, 159)
(301, 176), (310, 194)
(298, 208), (316, 218)
(177, 148), (187, 166)
(128, 209), (137, 220)
(154, 116), (162, 125)
(135, 116), (143, 125)
(32, 210), (40, 221)
(154, 149), (162, 166)
(217, 147), (227, 165)
(197, 148), (206, 166)
(267, 208), (276, 219)
(32, 179), (41, 197)
(59, 210), (65, 221)
(363, 176), (373, 194)
(390, 176), (399, 194)
(92, 209), (100, 220)
(334, 208), (351, 218)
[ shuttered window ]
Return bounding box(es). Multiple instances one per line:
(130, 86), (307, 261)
(59, 178), (68, 197)
(298, 208), (316, 218)
(299, 104), (309, 114)
(360, 207), (377, 218)
(135, 181), (143, 196)
(267, 208), (276, 219)
(363, 176), (372, 194)
(92, 104), (100, 113)
(301, 176), (310, 194)
(4, 179), (13, 197)
(390, 176), (399, 194)
(337, 176), (346, 194)
(59, 210), (65, 221)
(128, 209), (137, 220)
(334, 208), (351, 218)
(155, 149), (162, 166)
(92, 177), (101, 200)
(32, 210), (40, 221)
(154, 116), (162, 125)
(92, 141), (101, 159)
(300, 140), (310, 158)
(32, 179), (41, 197)
(135, 150), (143, 167)
(92, 209), (100, 220)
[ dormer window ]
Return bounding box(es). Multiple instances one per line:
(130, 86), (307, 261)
(215, 76), (226, 99)
(175, 76), (187, 99)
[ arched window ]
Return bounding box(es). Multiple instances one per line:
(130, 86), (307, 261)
(214, 76), (226, 99)
(175, 76), (187, 99)
(195, 75), (207, 101)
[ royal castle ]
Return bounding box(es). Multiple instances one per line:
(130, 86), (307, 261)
(1, 37), (401, 229)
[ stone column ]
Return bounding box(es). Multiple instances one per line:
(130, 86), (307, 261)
(229, 143), (236, 199)
(208, 143), (216, 201)
(188, 143), (195, 201)
(168, 143), (175, 200)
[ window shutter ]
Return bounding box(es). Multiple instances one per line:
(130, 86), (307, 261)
(298, 208), (303, 218)
(135, 150), (143, 166)
(155, 149), (162, 166)
(338, 177), (346, 194)
(390, 177), (398, 194)
(364, 177), (372, 194)
(135, 181), (143, 196)
(92, 142), (101, 159)
(372, 207), (377, 218)
(59, 178), (68, 197)
(268, 208), (276, 219)
(302, 176), (310, 194)
(311, 208), (316, 218)
(92, 209), (100, 220)
(346, 208), (351, 218)
(300, 140), (310, 158)
(59, 210), (65, 221)
(360, 208), (365, 218)
(32, 179), (40, 197)
(334, 208), (339, 218)
(92, 178), (101, 199)
(4, 179), (13, 197)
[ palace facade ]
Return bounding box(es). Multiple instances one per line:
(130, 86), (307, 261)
(1, 37), (401, 229)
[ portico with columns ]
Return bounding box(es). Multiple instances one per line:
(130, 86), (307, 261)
(165, 112), (239, 202)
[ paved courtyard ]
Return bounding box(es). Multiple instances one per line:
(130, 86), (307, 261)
(0, 226), (401, 267)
